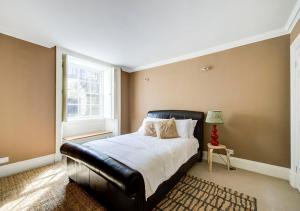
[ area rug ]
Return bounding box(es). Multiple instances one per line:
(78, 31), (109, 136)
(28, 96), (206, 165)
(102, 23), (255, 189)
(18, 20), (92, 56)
(153, 175), (257, 211)
(0, 162), (257, 211)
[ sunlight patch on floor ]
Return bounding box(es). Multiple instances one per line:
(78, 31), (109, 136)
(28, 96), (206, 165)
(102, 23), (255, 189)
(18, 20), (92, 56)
(20, 171), (65, 195)
(0, 164), (65, 211)
(1, 187), (49, 211)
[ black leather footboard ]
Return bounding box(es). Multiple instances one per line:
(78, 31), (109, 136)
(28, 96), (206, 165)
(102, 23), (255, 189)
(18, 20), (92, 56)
(61, 142), (146, 211)
(61, 142), (200, 211)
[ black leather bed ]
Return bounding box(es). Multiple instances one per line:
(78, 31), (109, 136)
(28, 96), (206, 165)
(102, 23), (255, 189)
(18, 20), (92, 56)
(60, 110), (204, 211)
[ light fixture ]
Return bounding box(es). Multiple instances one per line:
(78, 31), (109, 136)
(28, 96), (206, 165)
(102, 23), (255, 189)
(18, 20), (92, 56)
(201, 66), (212, 71)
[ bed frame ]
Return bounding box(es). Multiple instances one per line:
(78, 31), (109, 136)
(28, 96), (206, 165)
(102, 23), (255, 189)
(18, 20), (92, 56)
(60, 110), (204, 211)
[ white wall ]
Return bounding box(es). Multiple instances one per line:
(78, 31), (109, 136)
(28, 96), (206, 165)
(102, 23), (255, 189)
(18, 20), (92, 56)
(62, 118), (116, 138)
(63, 119), (105, 137)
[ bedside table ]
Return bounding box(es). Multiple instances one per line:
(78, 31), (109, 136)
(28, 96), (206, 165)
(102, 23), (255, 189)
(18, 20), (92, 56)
(207, 143), (230, 172)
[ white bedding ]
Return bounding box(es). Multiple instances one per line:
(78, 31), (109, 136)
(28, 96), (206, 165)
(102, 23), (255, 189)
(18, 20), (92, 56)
(83, 133), (199, 199)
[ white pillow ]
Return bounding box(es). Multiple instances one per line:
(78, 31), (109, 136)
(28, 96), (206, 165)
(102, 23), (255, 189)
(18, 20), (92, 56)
(189, 120), (197, 138)
(138, 117), (192, 138)
(174, 119), (191, 138)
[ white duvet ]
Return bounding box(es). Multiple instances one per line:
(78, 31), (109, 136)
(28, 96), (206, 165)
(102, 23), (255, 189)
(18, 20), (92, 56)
(83, 133), (199, 199)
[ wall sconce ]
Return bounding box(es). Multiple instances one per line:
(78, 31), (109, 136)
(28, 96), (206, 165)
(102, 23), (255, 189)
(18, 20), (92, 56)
(201, 66), (212, 71)
(144, 77), (150, 82)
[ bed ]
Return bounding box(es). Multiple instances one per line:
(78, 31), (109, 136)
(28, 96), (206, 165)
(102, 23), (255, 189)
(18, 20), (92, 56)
(60, 110), (204, 211)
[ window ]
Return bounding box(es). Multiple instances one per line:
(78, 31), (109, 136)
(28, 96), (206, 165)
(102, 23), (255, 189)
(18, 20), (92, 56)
(63, 55), (113, 121)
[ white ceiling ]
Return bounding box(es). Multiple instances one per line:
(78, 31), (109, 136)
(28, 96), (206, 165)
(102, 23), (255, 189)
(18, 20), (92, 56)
(0, 0), (297, 71)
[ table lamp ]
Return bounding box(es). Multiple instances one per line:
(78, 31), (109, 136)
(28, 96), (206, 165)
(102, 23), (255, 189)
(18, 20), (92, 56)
(205, 110), (224, 146)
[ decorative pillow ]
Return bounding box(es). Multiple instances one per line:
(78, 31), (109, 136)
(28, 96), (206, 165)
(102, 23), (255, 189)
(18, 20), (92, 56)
(143, 121), (157, 137)
(138, 117), (194, 138)
(137, 118), (162, 135)
(155, 118), (179, 139)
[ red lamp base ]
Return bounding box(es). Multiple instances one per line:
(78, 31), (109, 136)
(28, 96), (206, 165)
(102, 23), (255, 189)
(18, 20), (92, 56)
(211, 139), (219, 146)
(210, 124), (219, 146)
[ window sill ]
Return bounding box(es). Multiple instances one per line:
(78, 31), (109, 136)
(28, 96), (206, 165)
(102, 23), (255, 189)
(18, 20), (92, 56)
(63, 131), (113, 141)
(64, 117), (106, 123)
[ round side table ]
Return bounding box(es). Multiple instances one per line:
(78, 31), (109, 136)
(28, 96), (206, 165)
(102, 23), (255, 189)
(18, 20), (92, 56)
(207, 143), (230, 172)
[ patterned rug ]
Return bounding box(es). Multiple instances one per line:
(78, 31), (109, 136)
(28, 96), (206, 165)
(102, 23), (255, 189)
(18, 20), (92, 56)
(0, 162), (257, 211)
(154, 175), (257, 211)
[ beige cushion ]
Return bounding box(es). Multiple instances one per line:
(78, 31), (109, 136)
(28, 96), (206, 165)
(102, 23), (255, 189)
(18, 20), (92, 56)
(155, 118), (179, 139)
(143, 121), (157, 137)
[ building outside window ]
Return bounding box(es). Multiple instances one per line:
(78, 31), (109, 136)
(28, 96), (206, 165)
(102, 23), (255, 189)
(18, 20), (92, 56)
(63, 55), (113, 121)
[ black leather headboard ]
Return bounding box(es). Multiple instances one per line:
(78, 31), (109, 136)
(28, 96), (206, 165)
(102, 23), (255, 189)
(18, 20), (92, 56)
(147, 110), (204, 152)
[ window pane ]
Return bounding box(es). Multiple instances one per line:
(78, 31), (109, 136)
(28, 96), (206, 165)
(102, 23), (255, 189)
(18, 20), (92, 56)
(67, 105), (78, 117)
(78, 93), (88, 105)
(79, 103), (90, 117)
(80, 69), (87, 80)
(67, 79), (78, 90)
(65, 56), (111, 120)
(68, 67), (78, 78)
(91, 83), (99, 93)
(90, 94), (99, 104)
(67, 97), (78, 104)
(67, 92), (78, 104)
(91, 105), (99, 116)
(87, 71), (98, 81)
(79, 81), (89, 93)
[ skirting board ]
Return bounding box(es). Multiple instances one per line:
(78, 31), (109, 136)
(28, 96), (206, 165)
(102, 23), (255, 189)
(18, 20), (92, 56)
(202, 151), (289, 180)
(290, 170), (297, 187)
(289, 170), (300, 191)
(0, 154), (55, 178)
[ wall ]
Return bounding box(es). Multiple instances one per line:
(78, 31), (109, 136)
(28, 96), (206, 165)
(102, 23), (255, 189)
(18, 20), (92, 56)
(129, 35), (290, 167)
(0, 33), (55, 164)
(62, 119), (106, 137)
(121, 70), (129, 134)
(0, 31), (291, 167)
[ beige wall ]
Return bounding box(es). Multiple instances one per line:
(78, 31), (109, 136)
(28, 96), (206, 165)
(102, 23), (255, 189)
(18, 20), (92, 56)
(128, 35), (290, 167)
(0, 31), (291, 168)
(121, 70), (129, 134)
(0, 34), (56, 164)
(0, 34), (131, 164)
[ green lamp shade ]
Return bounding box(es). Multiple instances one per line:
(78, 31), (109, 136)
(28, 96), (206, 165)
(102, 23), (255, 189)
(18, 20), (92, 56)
(205, 110), (224, 124)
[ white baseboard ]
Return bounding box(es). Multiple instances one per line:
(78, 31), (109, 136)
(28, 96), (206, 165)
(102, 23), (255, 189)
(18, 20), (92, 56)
(290, 170), (297, 188)
(290, 170), (300, 191)
(0, 154), (55, 178)
(297, 174), (300, 191)
(202, 151), (290, 180)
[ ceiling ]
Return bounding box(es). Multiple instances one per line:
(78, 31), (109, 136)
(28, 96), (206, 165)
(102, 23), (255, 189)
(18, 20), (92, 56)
(0, 0), (297, 71)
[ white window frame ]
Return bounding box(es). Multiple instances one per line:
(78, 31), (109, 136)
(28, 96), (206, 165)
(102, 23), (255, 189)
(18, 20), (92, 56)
(55, 47), (120, 162)
(64, 55), (112, 121)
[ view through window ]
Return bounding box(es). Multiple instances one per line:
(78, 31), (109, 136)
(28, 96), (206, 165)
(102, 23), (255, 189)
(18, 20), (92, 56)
(64, 56), (113, 121)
